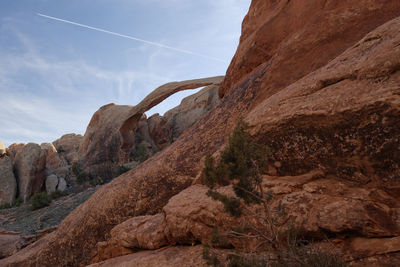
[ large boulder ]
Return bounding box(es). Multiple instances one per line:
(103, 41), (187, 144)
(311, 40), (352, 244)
(94, 214), (168, 262)
(13, 143), (46, 202)
(93, 184), (234, 262)
(52, 133), (82, 164)
(0, 156), (17, 205)
(6, 143), (25, 162)
(40, 143), (66, 174)
(163, 184), (235, 245)
(45, 174), (59, 194)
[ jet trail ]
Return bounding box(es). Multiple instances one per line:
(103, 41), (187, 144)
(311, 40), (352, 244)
(37, 13), (227, 63)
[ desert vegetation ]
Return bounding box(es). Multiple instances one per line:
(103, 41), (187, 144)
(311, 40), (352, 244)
(202, 120), (347, 267)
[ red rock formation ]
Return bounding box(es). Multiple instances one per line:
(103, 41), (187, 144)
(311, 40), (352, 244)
(2, 1), (400, 266)
(0, 156), (17, 205)
(88, 246), (208, 267)
(13, 143), (46, 202)
(52, 133), (83, 165)
(78, 77), (222, 178)
(220, 0), (400, 101)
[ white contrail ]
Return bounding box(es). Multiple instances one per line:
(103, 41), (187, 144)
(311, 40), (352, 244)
(37, 13), (227, 63)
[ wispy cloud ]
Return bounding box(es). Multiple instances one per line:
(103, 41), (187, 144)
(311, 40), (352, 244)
(37, 13), (227, 63)
(0, 28), (173, 146)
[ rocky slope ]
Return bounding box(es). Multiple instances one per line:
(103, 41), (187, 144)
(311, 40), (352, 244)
(1, 0), (400, 266)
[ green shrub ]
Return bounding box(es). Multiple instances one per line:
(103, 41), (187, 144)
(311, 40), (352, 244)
(115, 165), (131, 177)
(0, 197), (24, 210)
(131, 144), (149, 163)
(30, 192), (50, 210)
(0, 203), (12, 210)
(71, 162), (90, 184)
(50, 190), (65, 200)
(202, 119), (348, 267)
(89, 177), (103, 186)
(203, 119), (266, 205)
(207, 190), (242, 218)
(15, 197), (23, 207)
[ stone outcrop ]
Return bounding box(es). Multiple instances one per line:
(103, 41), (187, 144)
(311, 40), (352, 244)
(13, 143), (46, 202)
(40, 143), (65, 174)
(163, 85), (219, 142)
(93, 184), (235, 262)
(6, 143), (24, 162)
(219, 0), (400, 100)
(45, 174), (59, 194)
(78, 79), (222, 178)
(163, 185), (235, 245)
(89, 245), (207, 267)
(2, 2), (400, 266)
(0, 156), (17, 205)
(52, 133), (82, 164)
(94, 170), (400, 263)
(94, 214), (168, 262)
(0, 142), (5, 156)
(0, 229), (28, 259)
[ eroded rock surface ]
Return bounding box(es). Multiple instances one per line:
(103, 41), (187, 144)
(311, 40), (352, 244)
(94, 214), (168, 262)
(0, 229), (27, 259)
(89, 245), (207, 267)
(0, 156), (17, 206)
(13, 143), (46, 202)
(40, 143), (65, 174)
(53, 133), (82, 164)
(220, 0), (400, 100)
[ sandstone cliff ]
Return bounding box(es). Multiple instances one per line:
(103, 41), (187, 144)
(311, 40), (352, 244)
(1, 1), (400, 266)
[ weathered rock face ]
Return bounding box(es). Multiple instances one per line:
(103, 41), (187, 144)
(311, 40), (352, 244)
(40, 143), (66, 174)
(246, 15), (400, 182)
(164, 85), (220, 142)
(94, 214), (168, 262)
(0, 156), (17, 205)
(52, 133), (82, 165)
(78, 79), (223, 178)
(2, 2), (400, 267)
(93, 184), (235, 262)
(0, 142), (5, 157)
(163, 184), (235, 245)
(45, 174), (59, 194)
(13, 143), (46, 202)
(147, 114), (170, 150)
(220, 0), (400, 100)
(6, 143), (25, 162)
(78, 104), (135, 178)
(0, 229), (27, 259)
(89, 245), (207, 267)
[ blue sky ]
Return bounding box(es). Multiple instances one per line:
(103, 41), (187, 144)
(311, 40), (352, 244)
(0, 0), (250, 147)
